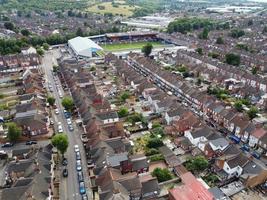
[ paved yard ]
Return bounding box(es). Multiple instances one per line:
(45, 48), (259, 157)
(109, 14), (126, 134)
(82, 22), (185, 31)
(232, 190), (266, 200)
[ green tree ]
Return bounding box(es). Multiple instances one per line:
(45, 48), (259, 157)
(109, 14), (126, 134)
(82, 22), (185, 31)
(199, 27), (209, 39)
(4, 22), (15, 30)
(118, 107), (129, 118)
(225, 53), (240, 66)
(152, 168), (172, 182)
(20, 29), (30, 36)
(247, 106), (258, 120)
(62, 97), (74, 111)
(47, 96), (55, 106)
(196, 47), (203, 55)
(51, 134), (69, 156)
(146, 138), (163, 149)
(216, 36), (224, 44)
(234, 101), (243, 112)
(141, 43), (153, 57)
(7, 122), (22, 142)
(230, 29), (245, 38)
(36, 48), (44, 56)
(151, 127), (164, 137)
(251, 67), (257, 75)
(76, 27), (83, 36)
(43, 43), (49, 50)
(120, 91), (130, 102)
(152, 122), (161, 129)
(185, 156), (209, 172)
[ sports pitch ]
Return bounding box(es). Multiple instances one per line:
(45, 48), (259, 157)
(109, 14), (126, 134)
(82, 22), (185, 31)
(101, 41), (168, 52)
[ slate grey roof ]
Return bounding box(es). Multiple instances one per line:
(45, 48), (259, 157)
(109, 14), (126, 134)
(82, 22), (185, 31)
(210, 138), (229, 148)
(96, 111), (118, 121)
(208, 187), (230, 200)
(106, 152), (128, 167)
(6, 159), (33, 174)
(242, 161), (262, 176)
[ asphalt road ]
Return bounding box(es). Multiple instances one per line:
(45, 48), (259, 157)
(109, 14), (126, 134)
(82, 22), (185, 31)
(42, 49), (91, 200)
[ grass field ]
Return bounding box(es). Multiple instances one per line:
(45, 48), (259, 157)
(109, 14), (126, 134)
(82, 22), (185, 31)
(87, 1), (137, 17)
(102, 41), (167, 52)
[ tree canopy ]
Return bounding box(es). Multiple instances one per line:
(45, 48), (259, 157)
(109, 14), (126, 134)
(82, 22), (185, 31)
(152, 168), (172, 182)
(118, 107), (129, 118)
(185, 156), (209, 172)
(247, 106), (258, 120)
(61, 97), (74, 111)
(47, 96), (55, 106)
(51, 134), (69, 156)
(225, 53), (240, 66)
(141, 43), (153, 57)
(7, 122), (22, 142)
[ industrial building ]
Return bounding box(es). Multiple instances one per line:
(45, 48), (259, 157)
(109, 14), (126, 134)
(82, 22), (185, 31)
(68, 36), (103, 58)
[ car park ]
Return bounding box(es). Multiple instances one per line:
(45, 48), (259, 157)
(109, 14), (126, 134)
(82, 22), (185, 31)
(74, 145), (79, 152)
(76, 151), (81, 160)
(76, 160), (82, 171)
(79, 182), (86, 195)
(77, 171), (84, 182)
(62, 158), (68, 166)
(63, 168), (68, 177)
(26, 140), (37, 145)
(2, 142), (14, 148)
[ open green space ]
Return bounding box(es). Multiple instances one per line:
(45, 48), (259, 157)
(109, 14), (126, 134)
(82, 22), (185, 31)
(102, 41), (167, 52)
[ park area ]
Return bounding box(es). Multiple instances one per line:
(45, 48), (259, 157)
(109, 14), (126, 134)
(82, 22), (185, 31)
(102, 41), (167, 52)
(87, 1), (137, 17)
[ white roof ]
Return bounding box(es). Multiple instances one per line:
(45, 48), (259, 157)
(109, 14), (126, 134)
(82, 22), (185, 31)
(68, 37), (103, 57)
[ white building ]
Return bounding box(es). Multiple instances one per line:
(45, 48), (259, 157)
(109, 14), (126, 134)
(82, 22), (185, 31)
(68, 36), (103, 58)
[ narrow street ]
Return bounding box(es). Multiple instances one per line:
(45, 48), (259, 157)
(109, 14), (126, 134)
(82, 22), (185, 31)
(42, 49), (92, 200)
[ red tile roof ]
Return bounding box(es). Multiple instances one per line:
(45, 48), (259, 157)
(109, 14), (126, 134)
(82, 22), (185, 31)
(169, 172), (214, 200)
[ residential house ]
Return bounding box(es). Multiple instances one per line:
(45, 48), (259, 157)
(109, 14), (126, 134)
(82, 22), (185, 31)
(248, 128), (267, 148)
(169, 172), (214, 200)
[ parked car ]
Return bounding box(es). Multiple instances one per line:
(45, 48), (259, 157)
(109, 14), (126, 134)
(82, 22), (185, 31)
(55, 108), (59, 115)
(58, 125), (63, 133)
(26, 140), (37, 145)
(79, 182), (86, 194)
(66, 118), (72, 125)
(74, 145), (79, 152)
(63, 168), (68, 177)
(76, 160), (82, 171)
(68, 124), (74, 131)
(77, 171), (84, 182)
(2, 142), (14, 148)
(82, 194), (88, 200)
(76, 151), (81, 160)
(50, 119), (54, 125)
(80, 134), (88, 143)
(62, 158), (68, 166)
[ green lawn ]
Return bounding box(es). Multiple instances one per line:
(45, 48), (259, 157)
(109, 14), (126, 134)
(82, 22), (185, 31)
(102, 41), (167, 52)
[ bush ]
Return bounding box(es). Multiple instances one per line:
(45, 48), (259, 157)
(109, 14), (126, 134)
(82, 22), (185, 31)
(150, 154), (164, 162)
(118, 107), (129, 118)
(152, 168), (172, 182)
(145, 148), (159, 156)
(146, 138), (163, 149)
(185, 156), (209, 172)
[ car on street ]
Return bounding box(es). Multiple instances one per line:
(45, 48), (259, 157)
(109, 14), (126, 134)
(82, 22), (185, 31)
(62, 158), (68, 166)
(68, 124), (74, 131)
(1, 142), (14, 148)
(76, 160), (82, 171)
(82, 194), (88, 200)
(77, 171), (84, 182)
(26, 140), (37, 145)
(59, 93), (63, 98)
(50, 119), (54, 125)
(55, 108), (59, 115)
(66, 118), (72, 125)
(76, 151), (81, 160)
(79, 182), (86, 195)
(63, 168), (68, 177)
(74, 145), (79, 152)
(58, 125), (63, 133)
